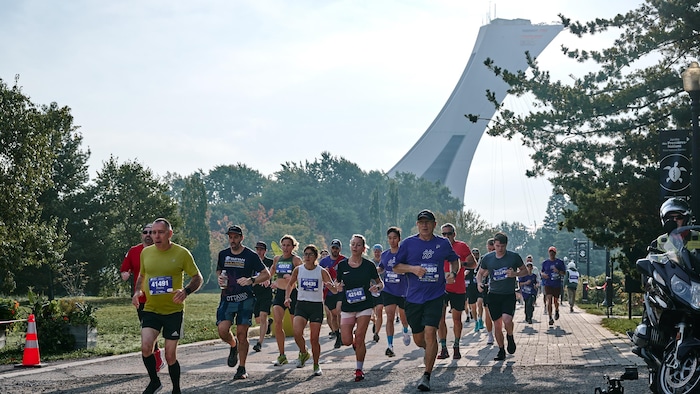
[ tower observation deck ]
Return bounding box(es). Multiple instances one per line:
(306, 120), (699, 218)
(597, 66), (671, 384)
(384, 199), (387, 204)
(388, 18), (563, 201)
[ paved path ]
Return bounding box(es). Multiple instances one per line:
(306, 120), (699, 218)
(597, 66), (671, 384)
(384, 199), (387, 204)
(0, 303), (646, 393)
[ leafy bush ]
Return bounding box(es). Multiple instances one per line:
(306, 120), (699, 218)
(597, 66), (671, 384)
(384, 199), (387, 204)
(0, 298), (20, 332)
(25, 289), (99, 353)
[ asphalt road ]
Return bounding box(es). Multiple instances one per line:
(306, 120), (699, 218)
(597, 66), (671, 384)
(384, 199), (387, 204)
(0, 303), (649, 393)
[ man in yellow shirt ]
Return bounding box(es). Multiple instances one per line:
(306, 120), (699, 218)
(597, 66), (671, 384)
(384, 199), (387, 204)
(132, 218), (202, 394)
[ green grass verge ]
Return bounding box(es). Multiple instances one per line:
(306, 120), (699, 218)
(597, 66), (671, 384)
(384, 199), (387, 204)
(0, 292), (224, 365)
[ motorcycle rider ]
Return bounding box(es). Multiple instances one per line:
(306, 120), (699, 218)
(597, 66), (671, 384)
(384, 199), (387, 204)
(652, 197), (700, 252)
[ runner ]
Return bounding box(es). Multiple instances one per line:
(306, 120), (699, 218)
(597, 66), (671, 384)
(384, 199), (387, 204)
(284, 244), (337, 376)
(378, 227), (411, 357)
(270, 235), (303, 366)
(393, 210), (460, 392)
(333, 234), (383, 382)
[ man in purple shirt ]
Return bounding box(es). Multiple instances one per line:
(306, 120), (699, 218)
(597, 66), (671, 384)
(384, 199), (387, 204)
(394, 209), (459, 392)
(541, 246), (566, 326)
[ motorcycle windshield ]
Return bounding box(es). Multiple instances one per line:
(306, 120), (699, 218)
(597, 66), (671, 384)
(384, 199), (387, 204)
(662, 225), (700, 271)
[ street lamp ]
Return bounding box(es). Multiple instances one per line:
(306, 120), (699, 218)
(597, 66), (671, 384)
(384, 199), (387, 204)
(682, 61), (700, 220)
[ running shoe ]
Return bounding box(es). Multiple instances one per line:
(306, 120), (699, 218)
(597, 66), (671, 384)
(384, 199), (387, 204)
(142, 378), (162, 394)
(354, 369), (365, 382)
(555, 310), (560, 320)
(417, 375), (431, 392)
(274, 354), (288, 366)
(334, 333), (342, 349)
(233, 366), (248, 379)
(373, 333), (380, 342)
(494, 348), (506, 361)
(252, 342), (262, 352)
(385, 347), (395, 357)
(403, 330), (411, 346)
(486, 332), (494, 345)
(154, 348), (165, 372)
(436, 347), (449, 359)
(549, 318), (554, 326)
(453, 346), (461, 360)
(313, 364), (323, 376)
(227, 345), (238, 367)
(296, 351), (310, 368)
(506, 334), (516, 354)
(329, 331), (336, 338)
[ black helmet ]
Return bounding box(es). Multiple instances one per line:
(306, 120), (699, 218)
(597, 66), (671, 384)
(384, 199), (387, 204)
(660, 198), (691, 225)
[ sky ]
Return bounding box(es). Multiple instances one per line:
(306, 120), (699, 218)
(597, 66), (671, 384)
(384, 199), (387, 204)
(0, 0), (644, 228)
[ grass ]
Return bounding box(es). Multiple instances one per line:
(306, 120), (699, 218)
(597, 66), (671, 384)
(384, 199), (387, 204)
(0, 292), (224, 365)
(577, 302), (642, 336)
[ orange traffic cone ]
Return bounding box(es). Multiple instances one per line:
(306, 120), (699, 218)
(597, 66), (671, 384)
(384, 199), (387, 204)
(14, 313), (45, 368)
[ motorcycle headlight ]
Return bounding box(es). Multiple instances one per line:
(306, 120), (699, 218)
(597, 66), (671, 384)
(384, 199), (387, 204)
(670, 275), (700, 310)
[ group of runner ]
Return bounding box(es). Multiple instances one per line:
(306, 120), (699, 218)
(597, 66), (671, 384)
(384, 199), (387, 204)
(122, 210), (563, 393)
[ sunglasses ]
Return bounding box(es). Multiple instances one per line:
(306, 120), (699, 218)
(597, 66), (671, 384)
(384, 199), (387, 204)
(441, 232), (454, 236)
(142, 230), (152, 235)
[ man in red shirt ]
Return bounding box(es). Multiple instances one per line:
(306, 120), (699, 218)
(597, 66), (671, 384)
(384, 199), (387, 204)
(436, 223), (475, 360)
(120, 223), (165, 372)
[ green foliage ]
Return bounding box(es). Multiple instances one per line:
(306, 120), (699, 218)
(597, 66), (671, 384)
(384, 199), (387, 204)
(469, 1), (698, 271)
(78, 157), (181, 295)
(26, 289), (74, 353)
(180, 174), (212, 284)
(0, 77), (72, 294)
(0, 293), (221, 364)
(59, 299), (98, 327)
(0, 298), (20, 332)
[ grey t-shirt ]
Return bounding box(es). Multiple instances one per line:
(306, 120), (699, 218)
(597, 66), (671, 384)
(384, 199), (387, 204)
(480, 250), (524, 295)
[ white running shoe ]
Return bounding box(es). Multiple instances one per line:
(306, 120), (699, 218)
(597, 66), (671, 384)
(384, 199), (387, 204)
(403, 330), (411, 346)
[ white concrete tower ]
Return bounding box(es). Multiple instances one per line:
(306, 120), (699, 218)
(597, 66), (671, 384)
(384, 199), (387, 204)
(389, 18), (562, 201)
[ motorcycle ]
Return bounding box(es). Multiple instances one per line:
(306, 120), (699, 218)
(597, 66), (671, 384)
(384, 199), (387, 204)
(629, 225), (700, 393)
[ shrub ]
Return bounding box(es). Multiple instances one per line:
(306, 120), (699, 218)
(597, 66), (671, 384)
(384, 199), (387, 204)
(0, 298), (20, 332)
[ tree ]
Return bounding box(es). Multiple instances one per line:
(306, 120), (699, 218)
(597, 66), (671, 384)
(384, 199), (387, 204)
(0, 77), (70, 294)
(539, 193), (571, 254)
(180, 174), (212, 285)
(469, 0), (696, 269)
(368, 188), (382, 244)
(385, 180), (399, 227)
(80, 157), (180, 294)
(203, 164), (269, 205)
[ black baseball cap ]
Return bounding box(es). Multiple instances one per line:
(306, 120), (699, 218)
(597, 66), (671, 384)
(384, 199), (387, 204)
(226, 225), (243, 235)
(255, 241), (267, 250)
(330, 239), (342, 248)
(417, 209), (436, 221)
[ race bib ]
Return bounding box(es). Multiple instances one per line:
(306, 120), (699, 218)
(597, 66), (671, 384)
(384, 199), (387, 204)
(569, 273), (579, 282)
(346, 287), (366, 304)
(385, 272), (401, 284)
(419, 262), (439, 282)
(277, 262), (293, 275)
(465, 279), (471, 286)
(521, 285), (533, 294)
(550, 272), (561, 281)
(148, 276), (173, 295)
(226, 293), (249, 302)
(493, 267), (508, 281)
(300, 278), (319, 292)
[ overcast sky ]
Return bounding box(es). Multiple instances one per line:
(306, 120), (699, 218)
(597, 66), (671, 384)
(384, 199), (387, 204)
(1, 0), (644, 228)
